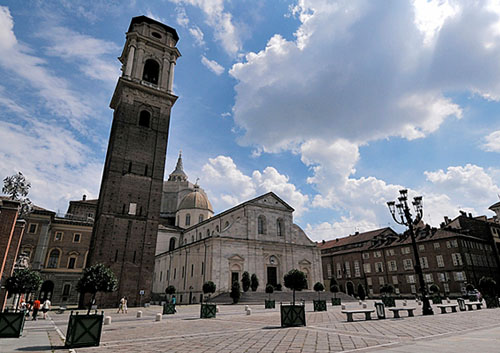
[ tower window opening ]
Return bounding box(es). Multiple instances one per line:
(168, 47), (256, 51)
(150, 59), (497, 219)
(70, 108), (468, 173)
(151, 32), (162, 39)
(139, 110), (151, 128)
(142, 59), (159, 85)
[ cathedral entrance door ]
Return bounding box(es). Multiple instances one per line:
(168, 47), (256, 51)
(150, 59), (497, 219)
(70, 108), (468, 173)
(267, 267), (277, 286)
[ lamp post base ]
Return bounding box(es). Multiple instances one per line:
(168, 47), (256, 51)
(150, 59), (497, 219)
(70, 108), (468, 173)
(422, 296), (434, 315)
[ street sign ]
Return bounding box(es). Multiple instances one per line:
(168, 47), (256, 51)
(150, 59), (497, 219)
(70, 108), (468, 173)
(139, 290), (145, 295)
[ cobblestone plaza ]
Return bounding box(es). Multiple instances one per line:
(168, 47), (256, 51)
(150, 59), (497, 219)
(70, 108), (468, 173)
(3, 300), (500, 352)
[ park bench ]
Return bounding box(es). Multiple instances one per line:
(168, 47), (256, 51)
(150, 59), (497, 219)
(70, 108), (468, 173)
(341, 309), (375, 322)
(387, 307), (416, 318)
(436, 304), (458, 313)
(465, 302), (482, 310)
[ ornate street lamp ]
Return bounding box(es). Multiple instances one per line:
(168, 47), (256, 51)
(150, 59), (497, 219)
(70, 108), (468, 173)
(387, 189), (433, 315)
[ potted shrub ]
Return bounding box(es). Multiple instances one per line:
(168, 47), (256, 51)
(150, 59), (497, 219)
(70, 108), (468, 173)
(313, 282), (327, 312)
(251, 274), (259, 291)
(241, 271), (250, 292)
(230, 281), (241, 304)
(357, 284), (366, 301)
(163, 285), (176, 315)
(330, 278), (341, 306)
(380, 284), (395, 307)
(281, 269), (307, 327)
(200, 281), (216, 318)
(66, 263), (117, 348)
(479, 277), (498, 308)
(465, 283), (478, 301)
(1, 268), (42, 338)
(429, 284), (442, 304)
(265, 284), (275, 309)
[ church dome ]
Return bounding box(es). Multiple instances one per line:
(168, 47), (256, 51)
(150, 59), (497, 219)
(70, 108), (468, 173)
(178, 188), (213, 212)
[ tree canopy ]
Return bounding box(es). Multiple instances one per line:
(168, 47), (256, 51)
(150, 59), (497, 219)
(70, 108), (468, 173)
(241, 271), (250, 292)
(165, 285), (176, 295)
(250, 273), (259, 291)
(2, 172), (33, 217)
(202, 281), (216, 295)
(284, 269), (308, 305)
(5, 268), (42, 295)
(76, 263), (117, 294)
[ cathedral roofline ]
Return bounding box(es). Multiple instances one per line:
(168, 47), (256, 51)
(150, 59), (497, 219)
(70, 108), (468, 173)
(128, 15), (179, 41)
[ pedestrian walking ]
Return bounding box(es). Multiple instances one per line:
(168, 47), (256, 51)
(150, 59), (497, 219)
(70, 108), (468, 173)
(123, 297), (128, 313)
(172, 295), (177, 313)
(117, 297), (125, 313)
(42, 298), (51, 319)
(32, 299), (40, 320)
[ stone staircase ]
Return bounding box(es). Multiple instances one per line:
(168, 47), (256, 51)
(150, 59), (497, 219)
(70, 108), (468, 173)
(210, 290), (355, 304)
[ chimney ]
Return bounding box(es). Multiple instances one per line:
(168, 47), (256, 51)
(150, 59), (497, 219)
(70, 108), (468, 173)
(82, 194), (87, 201)
(335, 238), (339, 242)
(468, 213), (472, 218)
(322, 240), (325, 244)
(355, 231), (359, 235)
(444, 216), (449, 224)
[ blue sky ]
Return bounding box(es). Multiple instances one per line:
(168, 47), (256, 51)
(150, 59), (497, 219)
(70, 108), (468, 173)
(1, 0), (499, 241)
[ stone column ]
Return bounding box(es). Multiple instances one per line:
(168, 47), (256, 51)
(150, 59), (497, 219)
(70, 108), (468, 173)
(125, 43), (136, 77)
(167, 61), (175, 93)
(132, 43), (145, 80)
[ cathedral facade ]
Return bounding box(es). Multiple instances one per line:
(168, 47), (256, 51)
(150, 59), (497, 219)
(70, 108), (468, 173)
(152, 158), (322, 304)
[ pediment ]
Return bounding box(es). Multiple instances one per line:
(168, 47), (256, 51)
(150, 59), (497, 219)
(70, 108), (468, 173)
(228, 254), (245, 262)
(250, 192), (294, 211)
(298, 259), (311, 266)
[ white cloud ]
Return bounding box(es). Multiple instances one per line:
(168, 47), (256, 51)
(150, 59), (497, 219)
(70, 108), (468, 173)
(41, 25), (120, 84)
(412, 0), (459, 45)
(170, 0), (241, 55)
(200, 155), (309, 217)
(189, 26), (205, 46)
(0, 119), (102, 213)
(201, 56), (225, 75)
(482, 130), (500, 152)
(0, 6), (92, 131)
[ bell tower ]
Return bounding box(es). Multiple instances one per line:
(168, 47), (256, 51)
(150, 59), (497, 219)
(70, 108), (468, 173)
(87, 16), (180, 307)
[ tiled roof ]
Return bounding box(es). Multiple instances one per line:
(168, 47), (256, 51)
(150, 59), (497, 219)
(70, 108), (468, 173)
(489, 201), (500, 209)
(318, 227), (394, 250)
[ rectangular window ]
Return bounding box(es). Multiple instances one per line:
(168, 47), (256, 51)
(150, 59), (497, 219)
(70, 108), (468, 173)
(410, 284), (416, 293)
(446, 241), (451, 248)
(433, 242), (440, 249)
(401, 247), (411, 254)
(128, 202), (137, 215)
(201, 262), (204, 275)
(73, 233), (81, 243)
(62, 284), (71, 296)
(420, 257), (429, 269)
(174, 268), (176, 280)
(191, 264), (194, 277)
(54, 232), (63, 241)
(374, 251), (382, 258)
(375, 262), (384, 273)
(182, 266), (185, 278)
(369, 288), (374, 295)
(379, 276), (385, 285)
(167, 270), (170, 281)
(392, 275), (398, 284)
(403, 258), (413, 270)
(443, 283), (450, 292)
(387, 260), (397, 272)
(28, 223), (38, 233)
(425, 273), (433, 283)
(452, 253), (463, 266)
(418, 244), (425, 251)
(160, 271), (162, 282)
(327, 263), (332, 278)
(386, 249), (395, 256)
(345, 262), (351, 278)
(336, 263), (342, 278)
(354, 261), (361, 277)
(362, 253), (370, 259)
(363, 263), (371, 273)
(68, 257), (76, 269)
(451, 239), (458, 247)
(454, 271), (465, 281)
(367, 277), (372, 286)
(407, 275), (416, 284)
(436, 255), (444, 267)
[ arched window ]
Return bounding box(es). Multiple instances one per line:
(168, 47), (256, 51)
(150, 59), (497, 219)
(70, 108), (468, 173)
(258, 215), (266, 235)
(169, 237), (176, 251)
(142, 59), (159, 84)
(67, 254), (78, 269)
(199, 214), (204, 223)
(216, 225), (219, 232)
(206, 229), (210, 237)
(191, 235), (194, 242)
(277, 219), (284, 236)
(139, 110), (151, 127)
(47, 249), (60, 268)
(185, 214), (191, 226)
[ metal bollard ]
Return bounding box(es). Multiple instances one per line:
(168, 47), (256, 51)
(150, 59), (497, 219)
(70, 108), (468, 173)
(137, 311), (143, 318)
(246, 308), (251, 316)
(245, 305), (249, 311)
(362, 303), (367, 309)
(375, 302), (386, 319)
(216, 305), (220, 313)
(104, 316), (112, 325)
(155, 313), (162, 321)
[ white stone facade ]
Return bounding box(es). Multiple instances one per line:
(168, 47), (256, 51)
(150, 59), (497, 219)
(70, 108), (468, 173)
(153, 192), (322, 304)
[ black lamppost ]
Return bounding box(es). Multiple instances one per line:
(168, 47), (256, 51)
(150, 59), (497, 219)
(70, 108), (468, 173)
(387, 189), (433, 315)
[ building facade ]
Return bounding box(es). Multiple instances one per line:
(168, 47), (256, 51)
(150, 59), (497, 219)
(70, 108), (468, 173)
(320, 214), (500, 298)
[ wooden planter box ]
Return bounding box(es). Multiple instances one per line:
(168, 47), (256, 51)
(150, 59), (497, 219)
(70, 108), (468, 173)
(432, 296), (442, 304)
(484, 296), (499, 309)
(265, 300), (275, 309)
(331, 297), (341, 306)
(280, 304), (306, 328)
(163, 303), (176, 315)
(0, 312), (25, 338)
(200, 304), (216, 319)
(381, 297), (395, 307)
(313, 300), (327, 312)
(65, 312), (103, 348)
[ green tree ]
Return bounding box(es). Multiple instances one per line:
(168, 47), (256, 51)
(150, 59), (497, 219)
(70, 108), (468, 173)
(202, 281), (216, 302)
(4, 268), (42, 311)
(283, 269), (307, 305)
(2, 172), (33, 218)
(330, 278), (340, 298)
(230, 281), (241, 304)
(165, 285), (176, 302)
(250, 273), (259, 291)
(429, 284), (440, 296)
(76, 263), (118, 314)
(357, 283), (366, 301)
(265, 284), (274, 300)
(478, 276), (497, 297)
(465, 283), (475, 292)
(241, 271), (250, 292)
(313, 282), (324, 300)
